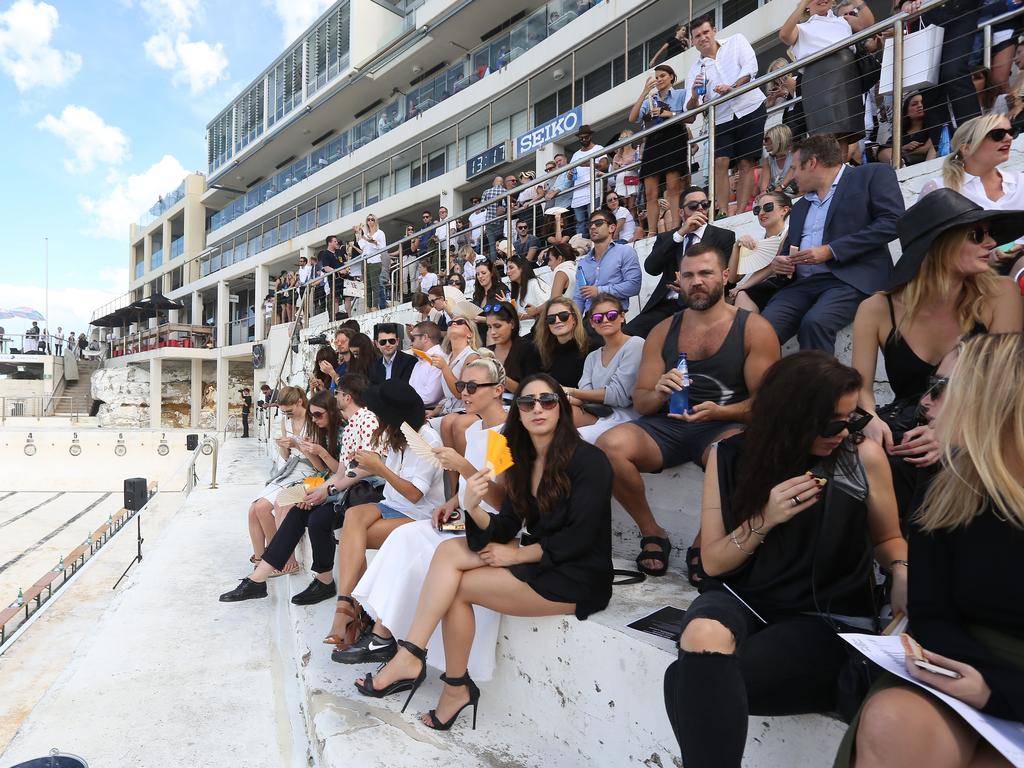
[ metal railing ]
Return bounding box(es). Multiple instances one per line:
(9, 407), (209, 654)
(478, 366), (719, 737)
(981, 4), (1024, 69)
(97, 0), (961, 342)
(185, 436), (219, 494)
(1, 395), (78, 422)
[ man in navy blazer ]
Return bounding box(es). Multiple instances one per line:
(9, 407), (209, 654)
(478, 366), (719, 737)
(761, 134), (904, 352)
(369, 323), (416, 385)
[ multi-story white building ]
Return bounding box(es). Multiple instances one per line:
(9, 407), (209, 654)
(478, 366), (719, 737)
(92, 0), (886, 429)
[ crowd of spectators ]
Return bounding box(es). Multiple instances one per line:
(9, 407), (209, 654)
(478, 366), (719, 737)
(221, 2), (1024, 763)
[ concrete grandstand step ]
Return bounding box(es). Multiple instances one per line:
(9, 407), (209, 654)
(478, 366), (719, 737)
(290, 556), (844, 768)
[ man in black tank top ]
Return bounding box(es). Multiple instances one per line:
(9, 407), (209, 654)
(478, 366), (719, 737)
(597, 244), (781, 576)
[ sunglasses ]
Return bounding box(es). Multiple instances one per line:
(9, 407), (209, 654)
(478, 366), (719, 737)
(449, 318), (470, 328)
(310, 409), (327, 419)
(685, 200), (712, 211)
(378, 338), (399, 346)
(924, 375), (949, 401)
(752, 202), (777, 215)
(589, 220), (611, 228)
(986, 127), (1018, 142)
(448, 279), (461, 285)
(455, 380), (499, 394)
(590, 309), (622, 323)
(821, 407), (873, 438)
(367, 217), (376, 222)
(516, 392), (560, 411)
(482, 303), (511, 314)
(546, 310), (572, 324)
(966, 225), (992, 244)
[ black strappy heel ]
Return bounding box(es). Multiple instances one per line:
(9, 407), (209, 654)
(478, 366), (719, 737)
(354, 639), (427, 713)
(425, 672), (480, 731)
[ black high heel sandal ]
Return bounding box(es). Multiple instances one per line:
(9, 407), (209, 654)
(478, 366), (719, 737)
(354, 639), (427, 713)
(425, 672), (480, 731)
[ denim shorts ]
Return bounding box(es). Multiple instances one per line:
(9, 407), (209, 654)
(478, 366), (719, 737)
(378, 503), (412, 521)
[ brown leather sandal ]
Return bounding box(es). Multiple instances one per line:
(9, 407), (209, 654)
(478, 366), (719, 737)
(323, 595), (369, 651)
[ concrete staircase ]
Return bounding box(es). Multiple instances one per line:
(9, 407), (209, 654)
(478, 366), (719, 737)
(53, 358), (100, 417)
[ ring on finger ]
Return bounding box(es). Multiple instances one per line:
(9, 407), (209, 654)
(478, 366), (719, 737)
(792, 495), (801, 505)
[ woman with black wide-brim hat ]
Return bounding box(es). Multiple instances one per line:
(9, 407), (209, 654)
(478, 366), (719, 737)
(323, 379), (447, 652)
(850, 188), (1024, 513)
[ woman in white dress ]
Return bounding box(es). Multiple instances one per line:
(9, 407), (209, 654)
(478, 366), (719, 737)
(323, 380), (446, 651)
(564, 294), (644, 443)
(919, 114), (1024, 275)
(247, 386), (327, 574)
(345, 356), (509, 677)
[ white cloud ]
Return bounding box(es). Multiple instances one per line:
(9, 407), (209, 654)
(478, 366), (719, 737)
(136, 0), (227, 94)
(0, 0), (81, 91)
(37, 105), (131, 174)
(270, 0), (335, 46)
(144, 31), (227, 93)
(79, 154), (188, 240)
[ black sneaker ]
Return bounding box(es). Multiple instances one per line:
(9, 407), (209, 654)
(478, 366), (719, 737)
(219, 577), (268, 602)
(331, 629), (397, 664)
(290, 578), (337, 605)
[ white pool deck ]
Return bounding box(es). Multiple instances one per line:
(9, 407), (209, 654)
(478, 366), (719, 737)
(0, 438), (847, 767)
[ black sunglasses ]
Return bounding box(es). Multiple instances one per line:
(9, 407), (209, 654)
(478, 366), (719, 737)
(589, 219), (611, 228)
(310, 409), (327, 419)
(378, 337), (399, 345)
(966, 225), (993, 244)
(924, 375), (949, 401)
(752, 202), (777, 215)
(516, 392), (560, 411)
(449, 318), (470, 327)
(546, 310), (572, 324)
(821, 407), (873, 438)
(685, 200), (712, 211)
(590, 309), (622, 323)
(986, 127), (1018, 142)
(455, 380), (499, 394)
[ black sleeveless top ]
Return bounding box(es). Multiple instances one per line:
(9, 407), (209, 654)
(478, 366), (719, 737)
(711, 434), (876, 619)
(881, 296), (987, 400)
(659, 308), (750, 412)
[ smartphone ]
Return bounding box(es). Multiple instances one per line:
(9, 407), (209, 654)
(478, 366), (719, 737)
(997, 242), (1018, 253)
(914, 659), (963, 679)
(438, 508), (466, 532)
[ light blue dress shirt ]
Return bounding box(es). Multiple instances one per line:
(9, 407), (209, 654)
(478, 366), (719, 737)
(796, 164), (845, 279)
(574, 241), (642, 313)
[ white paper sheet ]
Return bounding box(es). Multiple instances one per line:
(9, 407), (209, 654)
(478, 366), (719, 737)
(841, 633), (1024, 767)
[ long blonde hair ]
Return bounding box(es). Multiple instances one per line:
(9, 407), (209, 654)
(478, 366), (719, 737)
(941, 114), (1005, 192)
(916, 333), (1024, 531)
(890, 226), (1000, 336)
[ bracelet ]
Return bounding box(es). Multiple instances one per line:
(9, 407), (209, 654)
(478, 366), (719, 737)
(749, 520), (767, 539)
(890, 559), (909, 570)
(730, 529), (756, 555)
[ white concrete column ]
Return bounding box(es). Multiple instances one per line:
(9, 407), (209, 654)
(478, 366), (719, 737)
(162, 220), (173, 267)
(190, 358), (202, 427)
(149, 357), (162, 428)
(216, 281), (230, 347)
(215, 355), (229, 431)
(143, 232), (153, 275)
(254, 265), (269, 341)
(191, 291), (202, 328)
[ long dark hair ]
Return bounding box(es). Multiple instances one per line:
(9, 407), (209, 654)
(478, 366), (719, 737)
(484, 301), (521, 339)
(308, 390), (342, 457)
(347, 333), (377, 377)
(503, 373), (581, 526)
(314, 345), (339, 387)
(472, 260), (502, 307)
(509, 256), (539, 304)
(731, 352), (862, 526)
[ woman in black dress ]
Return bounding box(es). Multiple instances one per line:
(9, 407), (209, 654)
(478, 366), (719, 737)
(354, 373), (613, 730)
(664, 351), (907, 768)
(877, 93), (936, 167)
(846, 333), (1024, 767)
(526, 296), (589, 388)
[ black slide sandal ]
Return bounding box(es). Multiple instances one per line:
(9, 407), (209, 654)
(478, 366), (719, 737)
(636, 535), (672, 577)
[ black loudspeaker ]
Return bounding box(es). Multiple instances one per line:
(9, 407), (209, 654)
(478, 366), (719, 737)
(124, 477), (147, 511)
(186, 433), (199, 451)
(252, 343), (266, 369)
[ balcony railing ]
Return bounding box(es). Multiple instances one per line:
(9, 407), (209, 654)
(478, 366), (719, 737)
(207, 0), (603, 233)
(137, 179), (187, 228)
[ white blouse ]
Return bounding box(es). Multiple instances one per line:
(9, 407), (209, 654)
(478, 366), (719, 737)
(919, 168), (1024, 211)
(380, 423), (445, 520)
(792, 11), (854, 61)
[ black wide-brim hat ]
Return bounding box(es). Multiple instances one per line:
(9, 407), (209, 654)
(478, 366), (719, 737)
(363, 379), (426, 432)
(894, 188), (1024, 286)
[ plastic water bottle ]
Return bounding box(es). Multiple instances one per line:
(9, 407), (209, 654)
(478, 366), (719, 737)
(669, 353), (692, 415)
(16, 588), (24, 607)
(695, 64), (706, 98)
(938, 124), (951, 157)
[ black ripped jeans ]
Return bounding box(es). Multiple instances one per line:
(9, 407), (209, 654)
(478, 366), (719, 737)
(663, 588), (853, 768)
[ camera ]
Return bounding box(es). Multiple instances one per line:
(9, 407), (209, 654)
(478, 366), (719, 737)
(306, 333), (328, 346)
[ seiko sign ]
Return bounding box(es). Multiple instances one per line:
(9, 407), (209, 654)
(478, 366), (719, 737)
(515, 106), (583, 156)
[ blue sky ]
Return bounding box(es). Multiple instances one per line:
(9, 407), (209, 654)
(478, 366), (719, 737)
(0, 0), (336, 338)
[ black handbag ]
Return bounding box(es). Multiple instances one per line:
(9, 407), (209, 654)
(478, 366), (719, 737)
(876, 397), (925, 445)
(852, 42), (881, 95)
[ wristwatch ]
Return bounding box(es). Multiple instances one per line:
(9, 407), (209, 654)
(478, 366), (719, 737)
(327, 483), (337, 496)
